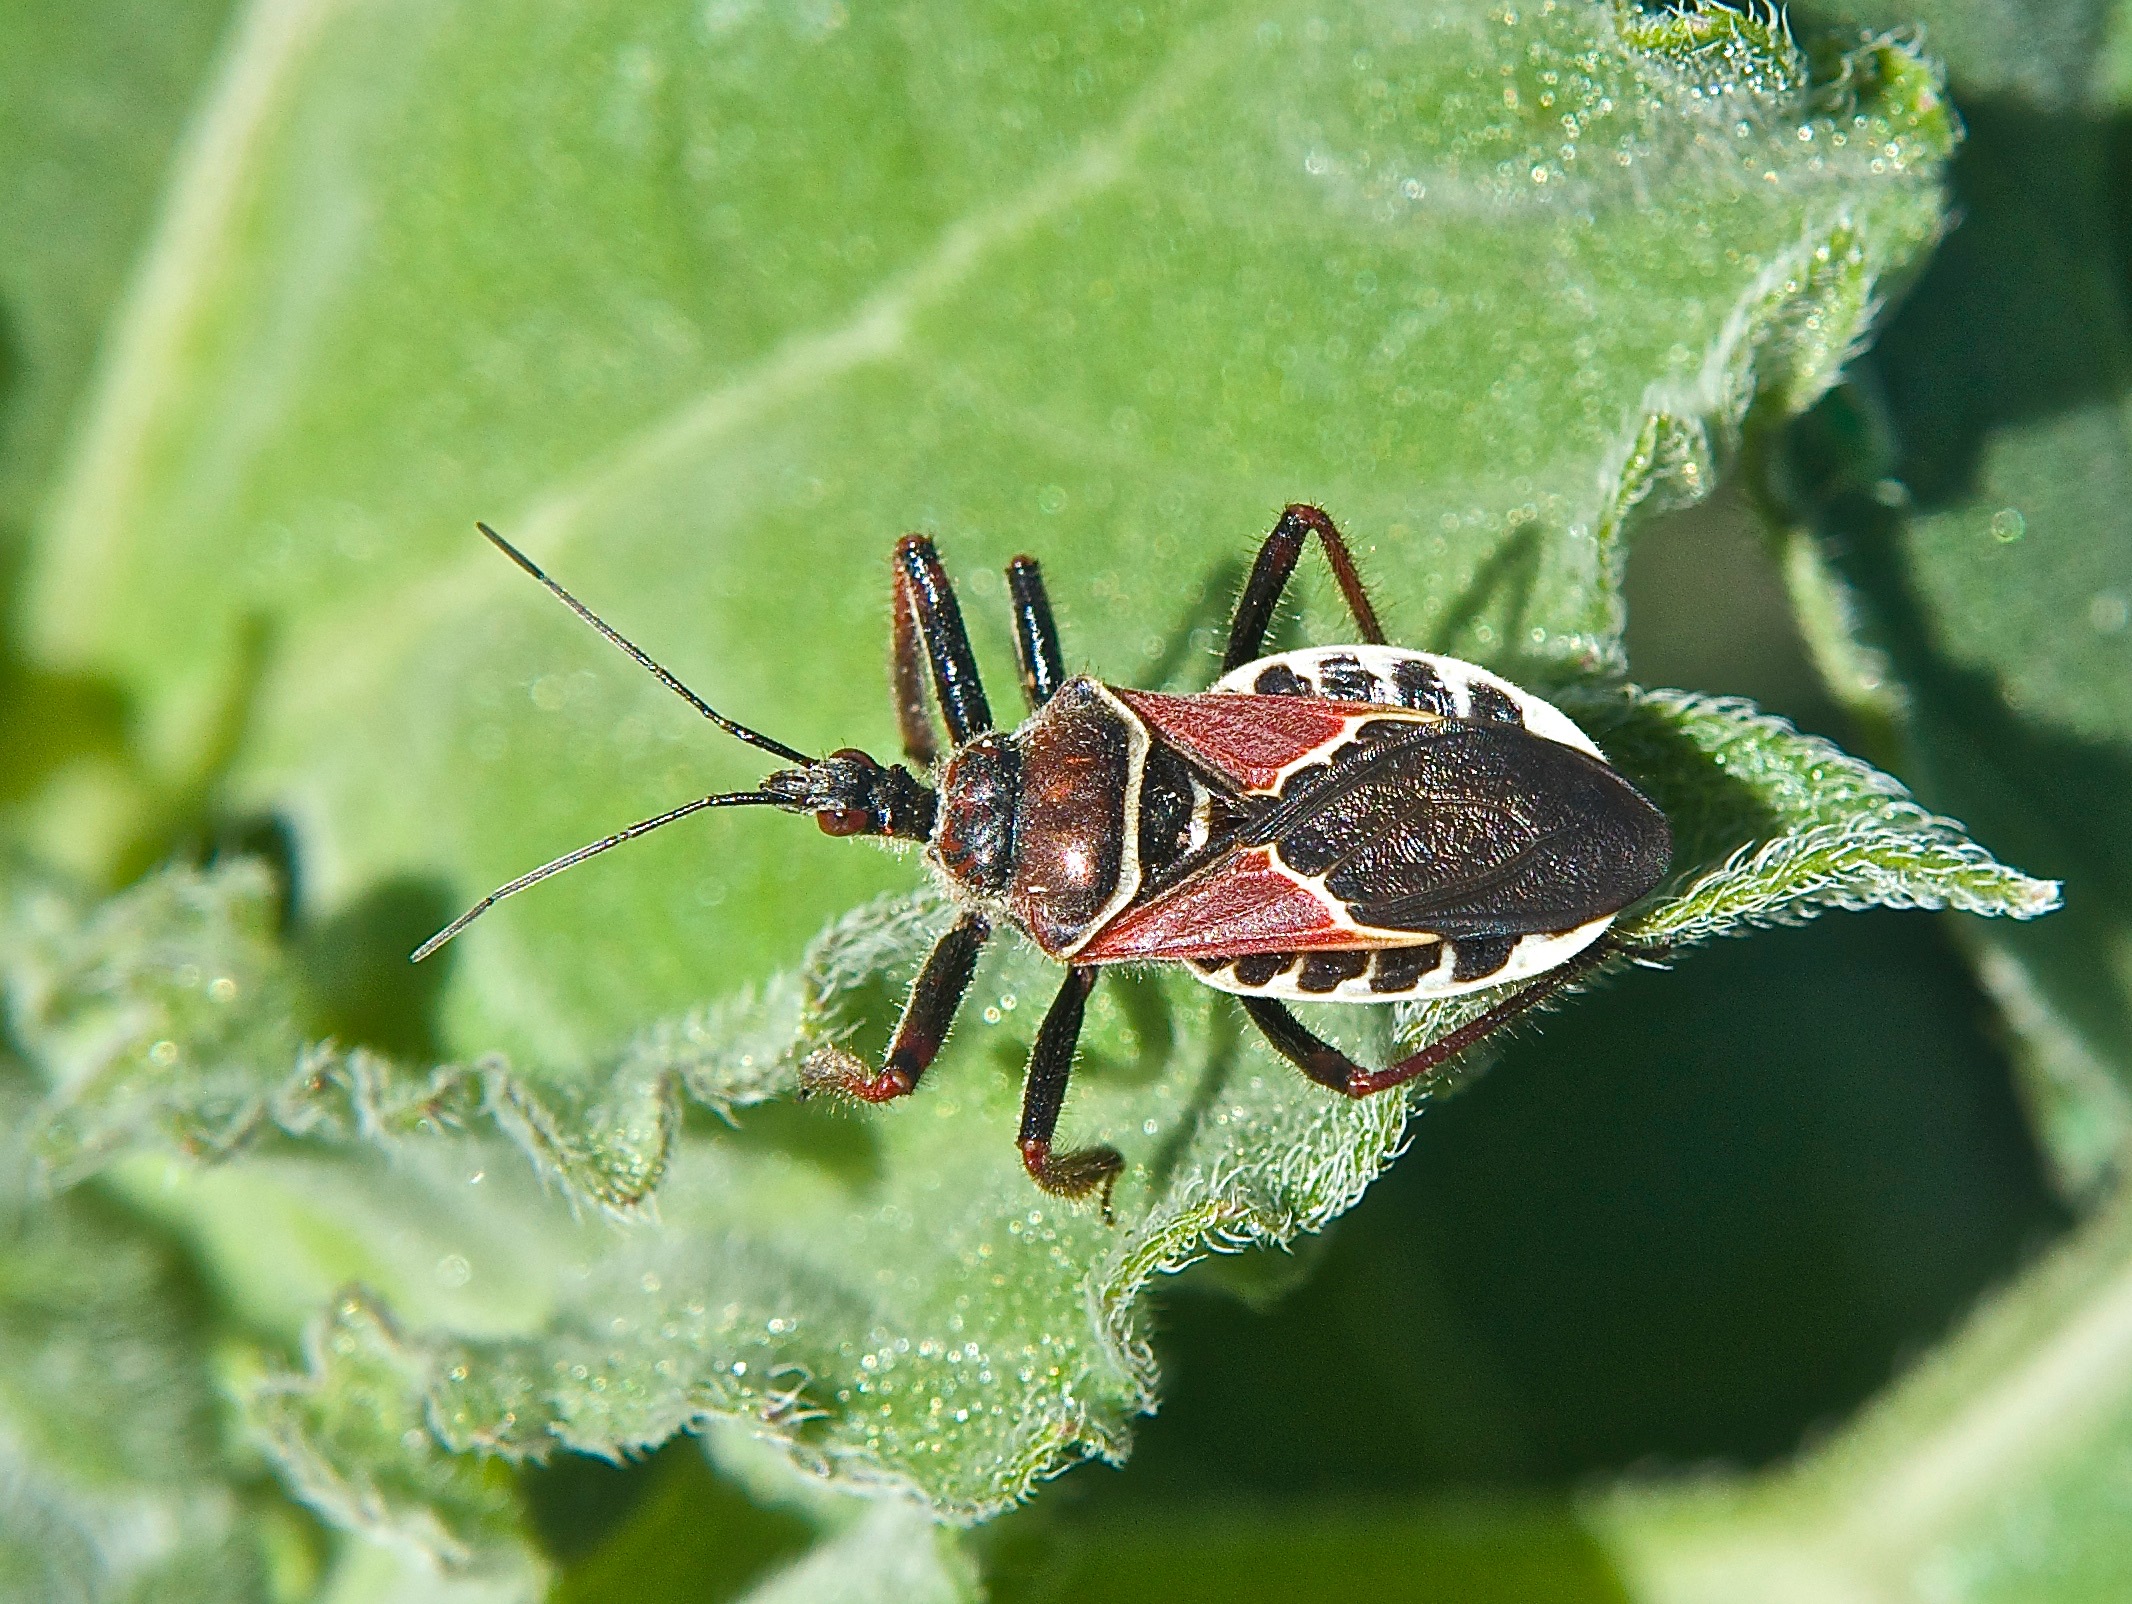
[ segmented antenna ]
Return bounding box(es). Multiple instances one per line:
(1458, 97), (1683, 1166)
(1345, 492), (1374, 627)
(413, 790), (785, 960)
(412, 523), (820, 960)
(476, 522), (812, 765)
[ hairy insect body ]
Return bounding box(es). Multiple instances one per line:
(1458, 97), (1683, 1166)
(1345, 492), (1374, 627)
(422, 507), (1673, 1209)
(927, 649), (1668, 1007)
(931, 737), (1018, 894)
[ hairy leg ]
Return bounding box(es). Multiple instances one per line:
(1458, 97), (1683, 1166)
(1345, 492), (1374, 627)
(1018, 967), (1124, 1214)
(1223, 504), (1388, 671)
(1240, 939), (1619, 1097)
(807, 911), (990, 1101)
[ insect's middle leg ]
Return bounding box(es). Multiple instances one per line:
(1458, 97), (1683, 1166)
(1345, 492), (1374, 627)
(1238, 939), (1616, 1097)
(1018, 967), (1123, 1214)
(1223, 504), (1388, 671)
(891, 535), (995, 765)
(810, 911), (989, 1102)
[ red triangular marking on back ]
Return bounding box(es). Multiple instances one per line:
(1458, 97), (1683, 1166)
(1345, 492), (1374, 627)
(1077, 847), (1368, 962)
(1111, 688), (1354, 792)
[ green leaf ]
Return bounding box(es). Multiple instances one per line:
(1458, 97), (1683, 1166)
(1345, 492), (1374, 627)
(729, 1501), (978, 1604)
(309, 1540), (545, 1604)
(1774, 1), (2132, 1193)
(0, 0), (239, 525)
(244, 1292), (531, 1573)
(3, 679), (2051, 1557)
(7, 0), (2064, 1576)
(0, 0), (240, 841)
(524, 1429), (980, 1604)
(1574, 11), (2132, 1599)
(1585, 688), (2057, 945)
(983, 1495), (1630, 1604)
(1797, 0), (2111, 106)
(1593, 1187), (2132, 1604)
(22, 0), (1952, 1060)
(5, 861), (1413, 1539)
(0, 1079), (276, 1604)
(530, 1424), (979, 1603)
(3, 857), (799, 1207)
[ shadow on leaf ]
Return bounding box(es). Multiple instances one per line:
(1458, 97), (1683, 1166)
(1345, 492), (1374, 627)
(1796, 479), (2132, 1080)
(529, 1440), (813, 1601)
(296, 872), (460, 1063)
(717, 1096), (886, 1192)
(1870, 98), (2132, 509)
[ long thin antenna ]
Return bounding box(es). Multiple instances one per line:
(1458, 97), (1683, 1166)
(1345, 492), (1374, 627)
(412, 791), (786, 960)
(476, 522), (812, 766)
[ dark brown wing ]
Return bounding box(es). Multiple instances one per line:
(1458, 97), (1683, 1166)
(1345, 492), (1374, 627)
(1247, 719), (1672, 938)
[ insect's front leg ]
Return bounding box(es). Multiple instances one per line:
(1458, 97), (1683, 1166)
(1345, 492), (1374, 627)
(1238, 938), (1619, 1097)
(1005, 555), (1066, 711)
(890, 558), (942, 768)
(1018, 967), (1123, 1215)
(1223, 504), (1388, 671)
(808, 911), (989, 1101)
(892, 535), (994, 758)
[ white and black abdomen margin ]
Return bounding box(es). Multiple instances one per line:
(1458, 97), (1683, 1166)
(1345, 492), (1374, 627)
(1193, 646), (1631, 1004)
(1213, 646), (1604, 759)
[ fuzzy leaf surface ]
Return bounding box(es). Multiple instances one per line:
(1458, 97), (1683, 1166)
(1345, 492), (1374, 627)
(2, 679), (2053, 1554)
(0, 1072), (273, 1604)
(25, 0), (1953, 1059)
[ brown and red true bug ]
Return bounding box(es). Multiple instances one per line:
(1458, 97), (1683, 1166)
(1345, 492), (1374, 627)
(417, 507), (1672, 1210)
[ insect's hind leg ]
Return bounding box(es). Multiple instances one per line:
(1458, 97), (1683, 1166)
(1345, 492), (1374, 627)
(891, 535), (995, 764)
(1239, 938), (1620, 1097)
(1018, 967), (1123, 1215)
(806, 911), (989, 1101)
(1223, 504), (1388, 672)
(1005, 555), (1067, 711)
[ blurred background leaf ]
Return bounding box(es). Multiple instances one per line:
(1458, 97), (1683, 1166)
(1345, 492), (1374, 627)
(0, 1109), (284, 1604)
(0, 0), (242, 854)
(1572, 0), (2132, 1598)
(1779, 0), (2132, 1201)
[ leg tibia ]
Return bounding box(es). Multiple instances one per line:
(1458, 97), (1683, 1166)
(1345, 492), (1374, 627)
(1016, 967), (1122, 1216)
(804, 912), (988, 1102)
(1223, 504), (1387, 671)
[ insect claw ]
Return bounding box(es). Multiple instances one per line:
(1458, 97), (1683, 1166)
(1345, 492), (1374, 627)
(1020, 1139), (1124, 1221)
(795, 1046), (853, 1100)
(799, 1046), (914, 1104)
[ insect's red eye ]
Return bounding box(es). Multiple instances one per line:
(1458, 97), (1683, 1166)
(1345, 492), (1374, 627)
(817, 808), (871, 837)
